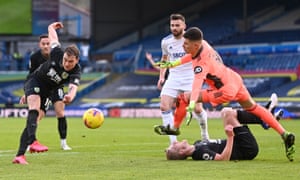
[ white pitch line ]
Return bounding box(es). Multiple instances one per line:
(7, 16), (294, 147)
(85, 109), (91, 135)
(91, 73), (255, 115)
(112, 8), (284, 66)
(0, 150), (15, 153)
(0, 142), (166, 157)
(0, 151), (80, 157)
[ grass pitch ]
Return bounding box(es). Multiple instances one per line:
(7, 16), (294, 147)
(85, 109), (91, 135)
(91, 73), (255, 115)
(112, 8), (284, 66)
(0, 117), (299, 180)
(0, 0), (31, 34)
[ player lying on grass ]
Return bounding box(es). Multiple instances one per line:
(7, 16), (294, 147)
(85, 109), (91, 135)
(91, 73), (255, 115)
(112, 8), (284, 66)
(165, 107), (282, 161)
(155, 27), (295, 161)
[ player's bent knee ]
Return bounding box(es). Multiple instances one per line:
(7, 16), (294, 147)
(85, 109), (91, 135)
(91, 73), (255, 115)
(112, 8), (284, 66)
(55, 111), (65, 117)
(221, 107), (235, 119)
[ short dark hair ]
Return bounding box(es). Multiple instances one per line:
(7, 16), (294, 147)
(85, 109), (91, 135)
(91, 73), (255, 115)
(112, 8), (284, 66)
(39, 34), (48, 41)
(183, 27), (203, 41)
(170, 13), (185, 22)
(65, 44), (80, 59)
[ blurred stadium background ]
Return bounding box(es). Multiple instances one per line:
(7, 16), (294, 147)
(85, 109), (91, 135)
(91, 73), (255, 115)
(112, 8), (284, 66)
(1, 0), (300, 119)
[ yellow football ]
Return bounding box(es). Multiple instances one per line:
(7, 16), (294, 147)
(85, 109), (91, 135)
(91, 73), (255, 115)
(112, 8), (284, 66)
(83, 108), (104, 129)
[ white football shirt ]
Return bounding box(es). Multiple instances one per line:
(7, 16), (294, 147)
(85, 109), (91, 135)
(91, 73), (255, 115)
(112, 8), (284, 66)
(161, 34), (194, 80)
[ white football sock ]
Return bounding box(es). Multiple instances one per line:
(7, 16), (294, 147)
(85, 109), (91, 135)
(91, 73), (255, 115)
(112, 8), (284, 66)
(161, 110), (177, 144)
(194, 110), (209, 141)
(61, 139), (67, 146)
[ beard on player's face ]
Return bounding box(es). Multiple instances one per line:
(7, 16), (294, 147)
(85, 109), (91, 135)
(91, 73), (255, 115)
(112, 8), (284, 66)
(172, 29), (183, 38)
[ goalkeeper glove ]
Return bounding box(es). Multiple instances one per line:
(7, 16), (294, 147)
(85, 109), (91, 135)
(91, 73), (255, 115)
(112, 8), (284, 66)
(155, 59), (181, 68)
(186, 101), (196, 125)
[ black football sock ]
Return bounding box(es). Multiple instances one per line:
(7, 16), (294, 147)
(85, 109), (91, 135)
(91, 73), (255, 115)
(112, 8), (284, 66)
(16, 128), (29, 156)
(58, 116), (67, 139)
(265, 101), (271, 109)
(16, 110), (39, 156)
(265, 101), (276, 114)
(26, 110), (39, 144)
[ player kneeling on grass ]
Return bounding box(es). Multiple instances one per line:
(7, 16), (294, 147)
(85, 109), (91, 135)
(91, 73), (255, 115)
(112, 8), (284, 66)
(166, 107), (261, 160)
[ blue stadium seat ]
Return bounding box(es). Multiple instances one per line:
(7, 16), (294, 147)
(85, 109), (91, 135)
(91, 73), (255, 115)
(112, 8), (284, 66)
(223, 53), (300, 72)
(112, 50), (137, 73)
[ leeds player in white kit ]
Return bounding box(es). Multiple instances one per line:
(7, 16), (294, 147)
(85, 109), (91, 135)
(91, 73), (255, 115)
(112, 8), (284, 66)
(157, 14), (209, 144)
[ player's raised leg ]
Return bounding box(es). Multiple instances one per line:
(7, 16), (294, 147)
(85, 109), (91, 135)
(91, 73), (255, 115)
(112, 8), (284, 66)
(240, 97), (295, 161)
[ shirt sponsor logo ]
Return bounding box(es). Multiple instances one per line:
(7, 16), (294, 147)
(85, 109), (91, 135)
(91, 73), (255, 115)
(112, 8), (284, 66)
(213, 91), (223, 98)
(47, 68), (62, 84)
(194, 66), (202, 74)
(172, 52), (185, 58)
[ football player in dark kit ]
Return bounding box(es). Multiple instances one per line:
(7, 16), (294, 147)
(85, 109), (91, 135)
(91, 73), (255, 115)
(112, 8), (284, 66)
(13, 22), (81, 165)
(165, 107), (283, 161)
(20, 34), (72, 151)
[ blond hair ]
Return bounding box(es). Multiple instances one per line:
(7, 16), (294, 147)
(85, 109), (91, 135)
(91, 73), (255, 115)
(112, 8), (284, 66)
(165, 148), (187, 160)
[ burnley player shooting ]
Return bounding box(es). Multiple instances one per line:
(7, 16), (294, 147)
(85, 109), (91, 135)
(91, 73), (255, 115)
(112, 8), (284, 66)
(13, 22), (81, 165)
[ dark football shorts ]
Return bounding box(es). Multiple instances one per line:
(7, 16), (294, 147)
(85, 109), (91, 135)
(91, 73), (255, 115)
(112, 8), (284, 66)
(24, 77), (64, 113)
(231, 125), (259, 160)
(49, 87), (65, 103)
(40, 88), (65, 113)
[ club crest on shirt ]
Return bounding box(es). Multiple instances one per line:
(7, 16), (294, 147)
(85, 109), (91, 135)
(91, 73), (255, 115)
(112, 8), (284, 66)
(34, 87), (40, 93)
(61, 72), (69, 79)
(194, 66), (202, 74)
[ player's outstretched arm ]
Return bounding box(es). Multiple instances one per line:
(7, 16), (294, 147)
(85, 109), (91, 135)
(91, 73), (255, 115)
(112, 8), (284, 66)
(19, 95), (26, 104)
(63, 84), (78, 104)
(145, 52), (160, 70)
(155, 53), (193, 68)
(48, 22), (63, 46)
(155, 59), (181, 68)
